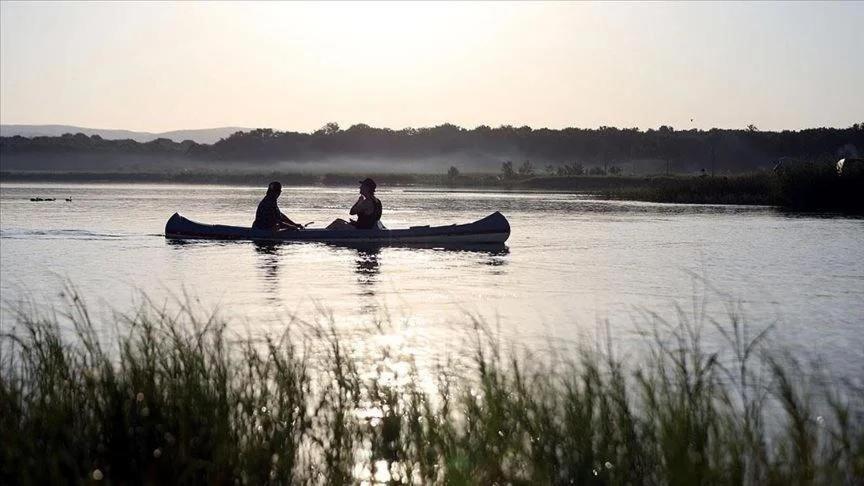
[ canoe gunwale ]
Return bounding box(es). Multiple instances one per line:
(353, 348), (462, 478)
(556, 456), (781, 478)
(164, 211), (510, 244)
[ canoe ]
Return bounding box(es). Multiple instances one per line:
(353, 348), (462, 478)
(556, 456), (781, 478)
(164, 211), (510, 244)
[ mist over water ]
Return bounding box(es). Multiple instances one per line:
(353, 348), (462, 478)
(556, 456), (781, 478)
(1, 183), (862, 379)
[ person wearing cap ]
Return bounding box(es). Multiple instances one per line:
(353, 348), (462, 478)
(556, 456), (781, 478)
(252, 181), (303, 231)
(326, 177), (383, 230)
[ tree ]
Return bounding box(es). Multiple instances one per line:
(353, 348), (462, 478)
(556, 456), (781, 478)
(315, 122), (341, 135)
(545, 164), (556, 175)
(608, 165), (622, 175)
(6, 122), (862, 174)
(557, 162), (584, 176)
(572, 163), (585, 175)
(588, 166), (606, 175)
(501, 161), (515, 179)
(518, 160), (535, 176)
(447, 166), (460, 178)
(747, 124), (759, 132)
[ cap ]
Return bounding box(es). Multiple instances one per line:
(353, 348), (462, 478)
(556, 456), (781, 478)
(359, 177), (377, 190)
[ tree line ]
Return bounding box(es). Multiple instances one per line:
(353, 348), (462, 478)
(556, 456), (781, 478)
(3, 123), (862, 173)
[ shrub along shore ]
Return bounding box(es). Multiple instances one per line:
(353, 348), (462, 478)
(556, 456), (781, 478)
(3, 159), (862, 213)
(1, 293), (862, 484)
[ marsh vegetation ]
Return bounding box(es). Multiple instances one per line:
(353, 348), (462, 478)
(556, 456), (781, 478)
(2, 291), (862, 484)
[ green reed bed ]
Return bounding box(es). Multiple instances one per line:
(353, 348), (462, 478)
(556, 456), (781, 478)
(1, 294), (862, 485)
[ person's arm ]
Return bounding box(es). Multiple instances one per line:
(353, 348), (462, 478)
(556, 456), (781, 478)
(349, 196), (363, 215)
(350, 196), (372, 216)
(275, 203), (301, 228)
(279, 212), (302, 228)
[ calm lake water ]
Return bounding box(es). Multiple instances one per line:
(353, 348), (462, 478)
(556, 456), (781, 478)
(1, 183), (862, 377)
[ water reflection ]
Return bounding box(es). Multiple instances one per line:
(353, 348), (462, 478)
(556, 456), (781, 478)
(352, 247), (381, 296)
(329, 241), (510, 275)
(253, 241), (281, 302)
(480, 247), (509, 275)
(168, 238), (510, 311)
(776, 208), (864, 220)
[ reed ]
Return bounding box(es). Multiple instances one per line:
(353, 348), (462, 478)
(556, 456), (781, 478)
(601, 173), (775, 206)
(1, 292), (862, 485)
(601, 162), (863, 213)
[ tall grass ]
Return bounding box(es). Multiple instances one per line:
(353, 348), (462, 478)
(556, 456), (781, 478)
(602, 173), (775, 206)
(773, 160), (863, 213)
(1, 293), (862, 485)
(601, 162), (864, 213)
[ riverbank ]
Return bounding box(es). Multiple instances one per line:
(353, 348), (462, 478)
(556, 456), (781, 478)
(2, 161), (862, 213)
(2, 295), (862, 484)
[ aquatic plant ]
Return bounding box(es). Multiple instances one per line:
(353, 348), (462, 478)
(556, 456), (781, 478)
(601, 173), (776, 206)
(598, 161), (863, 213)
(1, 291), (862, 484)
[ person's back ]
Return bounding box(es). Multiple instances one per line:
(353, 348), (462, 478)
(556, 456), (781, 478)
(253, 192), (280, 230)
(252, 181), (301, 231)
(325, 178), (383, 230)
(353, 195), (382, 229)
(351, 178), (382, 229)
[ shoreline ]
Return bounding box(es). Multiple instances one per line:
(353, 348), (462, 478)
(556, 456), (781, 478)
(2, 168), (860, 213)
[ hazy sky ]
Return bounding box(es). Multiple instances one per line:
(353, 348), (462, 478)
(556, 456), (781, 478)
(2, 1), (862, 132)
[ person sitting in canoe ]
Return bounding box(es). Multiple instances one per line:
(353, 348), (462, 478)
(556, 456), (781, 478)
(252, 181), (303, 231)
(326, 178), (383, 230)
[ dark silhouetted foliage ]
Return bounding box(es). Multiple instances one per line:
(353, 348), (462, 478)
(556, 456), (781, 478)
(517, 160), (535, 176)
(3, 292), (863, 484)
(501, 161), (515, 179)
(3, 124), (862, 174)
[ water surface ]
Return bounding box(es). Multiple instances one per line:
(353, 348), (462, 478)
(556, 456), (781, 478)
(1, 183), (862, 377)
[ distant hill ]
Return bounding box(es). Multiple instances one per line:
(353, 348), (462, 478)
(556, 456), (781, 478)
(0, 124), (250, 144)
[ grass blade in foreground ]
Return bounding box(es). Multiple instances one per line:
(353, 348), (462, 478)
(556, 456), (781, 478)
(1, 293), (862, 484)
